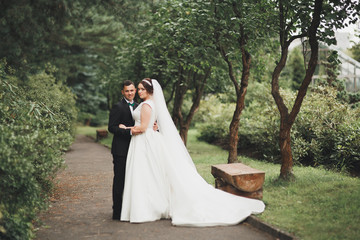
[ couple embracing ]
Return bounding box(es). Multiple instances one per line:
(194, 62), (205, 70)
(108, 78), (265, 227)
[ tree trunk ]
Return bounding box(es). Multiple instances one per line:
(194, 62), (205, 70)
(271, 46), (293, 179)
(172, 66), (188, 128)
(228, 47), (251, 163)
(272, 0), (323, 180)
(179, 68), (211, 145)
(224, 3), (252, 163)
(279, 122), (293, 179)
(215, 45), (240, 163)
(173, 66), (210, 146)
(215, 37), (250, 163)
(179, 125), (189, 145)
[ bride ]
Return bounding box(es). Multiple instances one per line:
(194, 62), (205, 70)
(120, 78), (265, 227)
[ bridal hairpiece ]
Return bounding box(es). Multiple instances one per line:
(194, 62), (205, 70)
(142, 79), (152, 86)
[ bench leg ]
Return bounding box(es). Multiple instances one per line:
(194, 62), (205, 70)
(215, 178), (263, 200)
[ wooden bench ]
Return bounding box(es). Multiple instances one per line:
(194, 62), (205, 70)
(96, 129), (108, 142)
(211, 163), (265, 200)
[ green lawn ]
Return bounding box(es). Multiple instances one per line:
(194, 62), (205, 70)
(76, 126), (360, 240)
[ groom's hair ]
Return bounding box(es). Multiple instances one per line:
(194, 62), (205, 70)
(122, 80), (135, 89)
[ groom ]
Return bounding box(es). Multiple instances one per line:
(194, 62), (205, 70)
(108, 80), (140, 220)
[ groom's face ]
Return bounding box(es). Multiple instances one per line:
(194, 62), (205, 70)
(122, 84), (136, 102)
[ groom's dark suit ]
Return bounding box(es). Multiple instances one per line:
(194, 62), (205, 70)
(108, 98), (138, 219)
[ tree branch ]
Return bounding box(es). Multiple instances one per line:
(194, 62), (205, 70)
(289, 0), (323, 124)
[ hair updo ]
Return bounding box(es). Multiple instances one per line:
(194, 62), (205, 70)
(141, 78), (154, 94)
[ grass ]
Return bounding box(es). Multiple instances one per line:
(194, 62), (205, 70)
(76, 125), (112, 146)
(76, 126), (360, 240)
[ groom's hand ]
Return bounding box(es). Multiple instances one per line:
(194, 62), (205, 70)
(153, 121), (159, 132)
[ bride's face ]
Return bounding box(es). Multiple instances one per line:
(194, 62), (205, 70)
(138, 83), (150, 100)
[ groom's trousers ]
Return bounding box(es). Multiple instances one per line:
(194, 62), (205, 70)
(112, 154), (127, 219)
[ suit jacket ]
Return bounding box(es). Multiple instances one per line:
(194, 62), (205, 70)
(108, 98), (138, 156)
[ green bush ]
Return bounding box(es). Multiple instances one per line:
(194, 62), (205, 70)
(71, 78), (108, 127)
(77, 109), (109, 127)
(0, 61), (76, 240)
(196, 95), (234, 145)
(291, 86), (360, 172)
(197, 82), (360, 173)
(239, 82), (282, 162)
(197, 82), (283, 161)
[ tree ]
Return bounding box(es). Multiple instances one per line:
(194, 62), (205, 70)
(156, 1), (216, 145)
(105, 0), (165, 109)
(1, 0), (154, 125)
(212, 0), (275, 163)
(59, 1), (125, 125)
(349, 37), (360, 62)
(113, 0), (220, 145)
(0, 0), (68, 72)
(270, 0), (359, 179)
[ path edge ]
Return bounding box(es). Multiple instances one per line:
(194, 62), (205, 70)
(245, 216), (297, 240)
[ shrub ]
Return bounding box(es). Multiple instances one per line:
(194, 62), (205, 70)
(291, 86), (360, 172)
(0, 61), (76, 240)
(24, 68), (78, 134)
(197, 82), (360, 174)
(77, 109), (109, 127)
(71, 78), (108, 126)
(239, 82), (282, 162)
(196, 94), (234, 145)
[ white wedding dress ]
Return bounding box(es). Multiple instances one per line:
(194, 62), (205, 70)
(121, 80), (265, 227)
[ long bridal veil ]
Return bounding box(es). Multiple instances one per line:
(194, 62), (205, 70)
(152, 79), (196, 168)
(151, 79), (265, 227)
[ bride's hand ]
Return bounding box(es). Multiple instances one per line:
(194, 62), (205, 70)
(131, 126), (143, 135)
(119, 124), (127, 129)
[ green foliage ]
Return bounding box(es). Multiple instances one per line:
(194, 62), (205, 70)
(0, 61), (76, 240)
(292, 0), (359, 47)
(26, 68), (78, 129)
(288, 48), (305, 90)
(349, 37), (360, 62)
(103, 1), (164, 106)
(317, 50), (360, 108)
(240, 83), (281, 161)
(77, 109), (109, 126)
(350, 44), (360, 62)
(291, 86), (360, 172)
(59, 1), (124, 120)
(196, 82), (279, 160)
(71, 79), (108, 126)
(196, 95), (235, 144)
(197, 82), (360, 173)
(0, 0), (68, 71)
(1, 0), (122, 125)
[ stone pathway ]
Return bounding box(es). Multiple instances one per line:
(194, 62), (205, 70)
(35, 135), (275, 240)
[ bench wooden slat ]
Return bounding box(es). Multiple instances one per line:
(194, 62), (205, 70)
(211, 163), (265, 199)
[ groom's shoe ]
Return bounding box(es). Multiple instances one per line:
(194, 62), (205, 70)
(112, 212), (120, 220)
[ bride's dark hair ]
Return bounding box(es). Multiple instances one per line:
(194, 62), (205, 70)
(141, 78), (153, 94)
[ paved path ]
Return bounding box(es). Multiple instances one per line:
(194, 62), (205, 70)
(35, 135), (274, 240)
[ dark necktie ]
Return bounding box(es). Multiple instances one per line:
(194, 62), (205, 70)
(128, 102), (135, 107)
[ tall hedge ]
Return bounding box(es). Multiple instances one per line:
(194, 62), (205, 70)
(0, 61), (77, 240)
